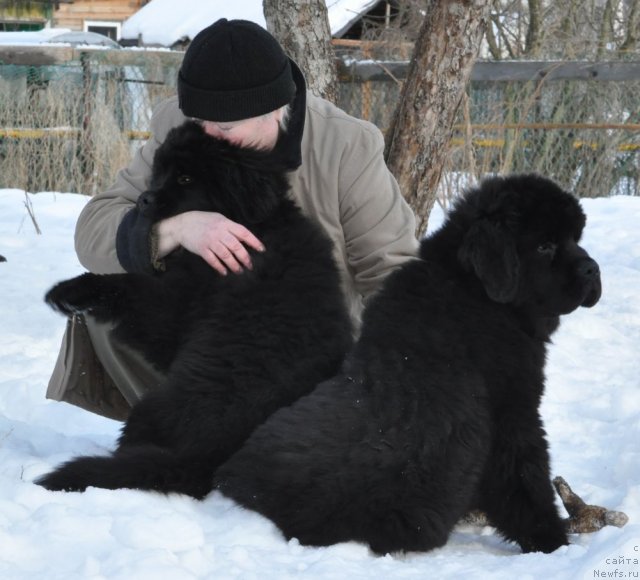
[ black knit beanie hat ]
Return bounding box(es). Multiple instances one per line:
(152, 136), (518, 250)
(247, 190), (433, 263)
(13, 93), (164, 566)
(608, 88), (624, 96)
(178, 19), (296, 122)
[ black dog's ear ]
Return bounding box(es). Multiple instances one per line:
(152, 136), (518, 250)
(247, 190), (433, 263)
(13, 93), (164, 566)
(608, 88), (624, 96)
(457, 219), (520, 303)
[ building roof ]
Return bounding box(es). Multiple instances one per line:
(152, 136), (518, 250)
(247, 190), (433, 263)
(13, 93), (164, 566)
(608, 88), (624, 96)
(0, 28), (120, 48)
(121, 0), (379, 46)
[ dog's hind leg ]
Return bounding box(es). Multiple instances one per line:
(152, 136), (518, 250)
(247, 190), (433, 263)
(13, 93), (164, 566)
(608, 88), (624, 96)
(115, 388), (180, 448)
(35, 445), (215, 499)
(270, 502), (453, 556)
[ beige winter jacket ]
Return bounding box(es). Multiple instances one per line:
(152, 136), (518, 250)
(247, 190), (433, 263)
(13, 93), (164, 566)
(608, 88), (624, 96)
(74, 92), (418, 324)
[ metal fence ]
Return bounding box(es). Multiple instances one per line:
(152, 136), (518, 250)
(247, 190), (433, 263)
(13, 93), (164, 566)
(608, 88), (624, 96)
(0, 47), (638, 199)
(340, 60), (640, 200)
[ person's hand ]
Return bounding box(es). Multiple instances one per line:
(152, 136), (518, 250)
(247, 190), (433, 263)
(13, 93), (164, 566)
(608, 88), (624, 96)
(155, 211), (265, 275)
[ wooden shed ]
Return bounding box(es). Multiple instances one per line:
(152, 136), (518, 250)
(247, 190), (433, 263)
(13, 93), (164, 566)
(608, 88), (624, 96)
(0, 0), (72, 31)
(53, 0), (149, 40)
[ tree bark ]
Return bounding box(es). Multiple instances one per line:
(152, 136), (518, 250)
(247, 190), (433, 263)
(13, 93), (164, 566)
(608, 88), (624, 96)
(525, 0), (543, 56)
(385, 0), (491, 235)
(263, 0), (339, 103)
(618, 0), (639, 55)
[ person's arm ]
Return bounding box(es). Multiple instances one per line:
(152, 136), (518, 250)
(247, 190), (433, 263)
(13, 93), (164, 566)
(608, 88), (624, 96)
(338, 125), (419, 301)
(74, 98), (180, 274)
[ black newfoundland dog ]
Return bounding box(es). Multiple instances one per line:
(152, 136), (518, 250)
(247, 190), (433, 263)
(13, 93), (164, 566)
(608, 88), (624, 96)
(37, 120), (352, 498)
(212, 174), (601, 555)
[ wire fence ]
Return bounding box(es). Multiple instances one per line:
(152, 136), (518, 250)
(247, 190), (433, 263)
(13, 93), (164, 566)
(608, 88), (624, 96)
(0, 48), (638, 200)
(451, 76), (640, 200)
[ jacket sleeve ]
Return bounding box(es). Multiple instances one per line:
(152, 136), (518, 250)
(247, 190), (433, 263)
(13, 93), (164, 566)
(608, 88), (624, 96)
(74, 97), (184, 274)
(337, 125), (419, 301)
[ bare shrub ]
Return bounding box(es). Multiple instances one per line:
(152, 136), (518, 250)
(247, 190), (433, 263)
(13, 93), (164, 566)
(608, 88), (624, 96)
(0, 54), (175, 194)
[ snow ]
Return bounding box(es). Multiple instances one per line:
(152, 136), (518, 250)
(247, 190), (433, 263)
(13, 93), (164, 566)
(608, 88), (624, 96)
(121, 0), (379, 45)
(0, 29), (121, 48)
(0, 188), (639, 579)
(0, 28), (72, 44)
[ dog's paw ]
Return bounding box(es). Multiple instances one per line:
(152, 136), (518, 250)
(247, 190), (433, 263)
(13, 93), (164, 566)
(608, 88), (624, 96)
(519, 527), (569, 554)
(35, 466), (89, 493)
(45, 273), (107, 316)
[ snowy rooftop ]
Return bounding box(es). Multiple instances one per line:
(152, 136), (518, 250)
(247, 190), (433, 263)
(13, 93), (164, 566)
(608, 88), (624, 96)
(0, 29), (120, 48)
(121, 0), (379, 46)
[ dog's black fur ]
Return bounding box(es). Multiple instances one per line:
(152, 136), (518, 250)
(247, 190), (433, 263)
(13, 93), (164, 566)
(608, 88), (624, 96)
(37, 120), (352, 499)
(212, 174), (602, 555)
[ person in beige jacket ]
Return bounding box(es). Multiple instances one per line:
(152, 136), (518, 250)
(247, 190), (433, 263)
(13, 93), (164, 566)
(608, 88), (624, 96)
(47, 19), (418, 420)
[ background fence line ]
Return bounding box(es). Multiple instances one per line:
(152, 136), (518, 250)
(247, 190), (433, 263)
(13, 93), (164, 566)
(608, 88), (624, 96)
(1, 46), (638, 199)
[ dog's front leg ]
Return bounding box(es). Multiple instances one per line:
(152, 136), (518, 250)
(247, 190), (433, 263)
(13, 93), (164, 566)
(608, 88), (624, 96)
(46, 272), (150, 320)
(477, 412), (569, 554)
(46, 272), (188, 366)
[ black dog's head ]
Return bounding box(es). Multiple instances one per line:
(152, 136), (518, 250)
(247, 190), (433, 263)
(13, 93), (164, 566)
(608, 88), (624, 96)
(455, 174), (602, 316)
(137, 120), (290, 225)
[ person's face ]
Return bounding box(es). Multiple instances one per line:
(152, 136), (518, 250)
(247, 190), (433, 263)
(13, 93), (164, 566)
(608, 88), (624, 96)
(200, 108), (283, 151)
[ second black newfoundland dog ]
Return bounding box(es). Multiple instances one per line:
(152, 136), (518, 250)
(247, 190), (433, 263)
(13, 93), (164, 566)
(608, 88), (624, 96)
(213, 174), (601, 555)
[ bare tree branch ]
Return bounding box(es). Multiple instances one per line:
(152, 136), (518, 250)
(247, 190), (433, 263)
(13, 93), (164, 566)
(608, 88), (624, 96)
(459, 476), (629, 535)
(553, 476), (629, 534)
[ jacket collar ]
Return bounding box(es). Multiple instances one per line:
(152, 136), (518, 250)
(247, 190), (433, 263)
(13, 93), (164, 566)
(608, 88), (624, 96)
(270, 58), (306, 171)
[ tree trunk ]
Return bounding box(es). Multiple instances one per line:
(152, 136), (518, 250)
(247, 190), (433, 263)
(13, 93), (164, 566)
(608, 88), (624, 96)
(619, 0), (640, 55)
(385, 0), (491, 235)
(263, 0), (338, 103)
(525, 0), (543, 56)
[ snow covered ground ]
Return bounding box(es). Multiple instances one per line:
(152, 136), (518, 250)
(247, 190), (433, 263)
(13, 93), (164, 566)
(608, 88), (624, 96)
(0, 188), (638, 579)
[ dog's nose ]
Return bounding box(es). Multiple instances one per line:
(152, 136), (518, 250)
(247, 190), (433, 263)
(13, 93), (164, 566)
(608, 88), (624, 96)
(577, 257), (600, 281)
(579, 256), (602, 307)
(137, 191), (156, 215)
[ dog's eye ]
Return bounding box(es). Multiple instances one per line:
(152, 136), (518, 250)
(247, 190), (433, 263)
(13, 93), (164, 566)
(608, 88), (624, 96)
(177, 175), (193, 185)
(537, 242), (557, 256)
